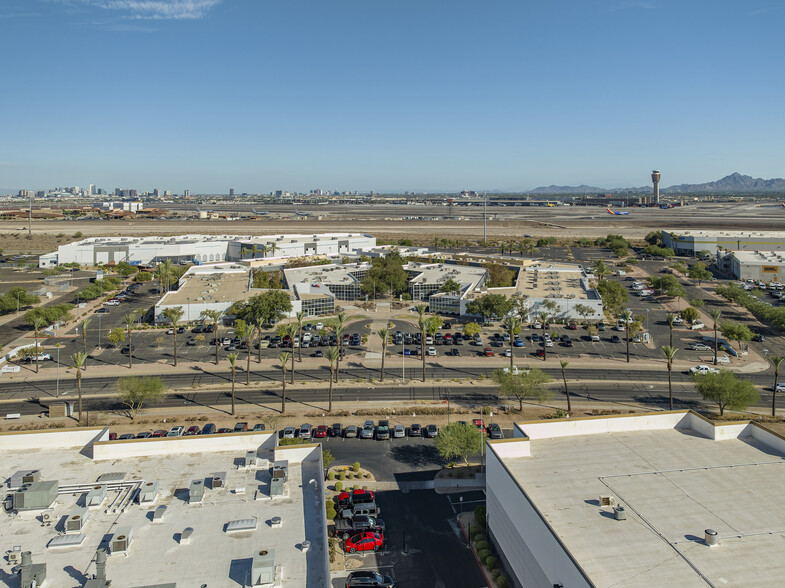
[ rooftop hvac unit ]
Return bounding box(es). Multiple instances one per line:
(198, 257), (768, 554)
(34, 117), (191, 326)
(9, 470), (38, 489)
(244, 451), (257, 468)
(66, 506), (89, 533)
(251, 549), (276, 586)
(41, 508), (54, 525)
(7, 546), (21, 565)
(209, 472), (226, 489)
(86, 485), (107, 507)
(153, 505), (167, 522)
(599, 495), (615, 507)
(110, 527), (133, 555)
(22, 471), (41, 484)
(139, 481), (158, 503)
(189, 479), (205, 504)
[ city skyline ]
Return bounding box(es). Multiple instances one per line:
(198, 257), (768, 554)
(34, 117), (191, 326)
(1, 0), (783, 193)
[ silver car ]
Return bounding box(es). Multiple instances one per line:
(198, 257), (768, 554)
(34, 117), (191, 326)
(359, 425), (374, 440)
(283, 426), (295, 439)
(393, 424), (405, 438)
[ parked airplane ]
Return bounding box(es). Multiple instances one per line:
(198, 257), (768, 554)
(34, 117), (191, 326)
(294, 209), (311, 217)
(252, 208), (269, 216)
(781, 203), (785, 208)
(606, 208), (630, 216)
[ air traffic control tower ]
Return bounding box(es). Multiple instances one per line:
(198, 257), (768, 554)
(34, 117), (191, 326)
(652, 170), (661, 204)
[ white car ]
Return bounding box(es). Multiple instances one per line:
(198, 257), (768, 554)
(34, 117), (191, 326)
(544, 339), (553, 347)
(689, 343), (712, 351)
(715, 355), (730, 364)
(315, 322), (323, 331)
(672, 317), (684, 325)
(427, 346), (437, 356)
(690, 322), (705, 330)
(502, 366), (530, 375)
(503, 349), (512, 357)
(590, 334), (600, 342)
(690, 365), (720, 375)
(532, 322), (541, 330)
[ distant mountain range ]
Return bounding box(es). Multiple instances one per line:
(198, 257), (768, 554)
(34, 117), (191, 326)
(527, 173), (785, 195)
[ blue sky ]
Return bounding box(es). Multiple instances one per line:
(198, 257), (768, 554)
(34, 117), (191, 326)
(1, 0), (783, 194)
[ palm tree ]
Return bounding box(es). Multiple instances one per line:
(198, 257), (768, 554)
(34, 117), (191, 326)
(377, 328), (389, 382)
(593, 260), (609, 282)
(708, 308), (722, 365)
(665, 313), (676, 347)
(71, 351), (87, 423)
(286, 323), (298, 384)
(30, 316), (47, 374)
(662, 345), (677, 410)
(295, 311), (305, 362)
(537, 311), (550, 360)
(504, 317), (521, 370)
(156, 259), (175, 293)
(332, 323), (345, 383)
(772, 356), (783, 417)
(80, 318), (91, 370)
(560, 360), (571, 414)
(621, 309), (633, 363)
(123, 310), (139, 369)
(267, 242), (278, 258)
(526, 240), (539, 257)
(234, 320), (253, 386)
(201, 310), (223, 365)
(517, 241), (527, 257)
(325, 346), (339, 412)
(227, 352), (239, 415)
(415, 304), (428, 381)
(278, 352), (290, 414)
(161, 307), (184, 366)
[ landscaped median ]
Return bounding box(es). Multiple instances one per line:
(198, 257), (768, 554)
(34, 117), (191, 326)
(458, 506), (511, 588)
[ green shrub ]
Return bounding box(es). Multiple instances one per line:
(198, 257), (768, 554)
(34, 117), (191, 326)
(477, 549), (491, 561)
(326, 507), (336, 519)
(497, 576), (508, 588)
(475, 540), (490, 552)
(338, 472), (346, 481)
(327, 472), (335, 480)
(352, 461), (361, 472)
(353, 484), (359, 490)
(474, 505), (487, 527)
(334, 481), (343, 492)
(346, 472), (353, 479)
(472, 530), (486, 543)
(485, 556), (497, 570)
(492, 569), (503, 579)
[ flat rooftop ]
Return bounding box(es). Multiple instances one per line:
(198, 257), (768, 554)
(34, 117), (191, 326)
(665, 230), (785, 239)
(159, 263), (253, 306)
(492, 411), (785, 587)
(284, 263), (367, 286)
(517, 261), (591, 299)
(0, 428), (328, 587)
(729, 250), (785, 265)
(406, 262), (486, 288)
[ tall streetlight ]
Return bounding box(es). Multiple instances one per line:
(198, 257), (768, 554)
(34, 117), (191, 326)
(645, 308), (650, 333)
(97, 314), (102, 349)
(55, 343), (61, 398)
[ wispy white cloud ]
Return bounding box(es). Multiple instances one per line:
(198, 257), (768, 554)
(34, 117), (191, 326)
(748, 7), (779, 15)
(57, 0), (222, 20)
(609, 0), (656, 11)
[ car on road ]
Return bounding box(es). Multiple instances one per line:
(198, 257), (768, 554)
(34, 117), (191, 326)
(183, 425), (201, 436)
(611, 335), (621, 343)
(344, 532), (384, 553)
(445, 348), (461, 356)
(690, 365), (720, 375)
(691, 322), (705, 330)
(151, 430), (167, 438)
(672, 317), (684, 325)
(233, 422), (248, 432)
(186, 338), (197, 345)
(314, 425), (328, 438)
(360, 424), (374, 439)
(252, 423), (266, 432)
(503, 349), (512, 357)
(597, 322), (606, 331)
(95, 308), (109, 314)
(283, 427), (295, 439)
(298, 424), (312, 438)
(375, 420), (390, 440)
(488, 423), (503, 439)
(567, 323), (578, 330)
(345, 570), (395, 588)
(311, 350), (323, 358)
(201, 423), (217, 434)
(409, 423), (422, 437)
(427, 346), (436, 356)
(118, 434), (134, 440)
(689, 343), (712, 351)
(483, 348), (495, 357)
(590, 334), (600, 342)
(535, 349), (545, 357)
(344, 425), (358, 438)
(425, 424), (438, 438)
(135, 432), (152, 439)
(217, 427), (232, 434)
(753, 333), (766, 342)
(121, 345), (135, 354)
(393, 424), (405, 438)
(330, 423), (343, 437)
(167, 426), (184, 437)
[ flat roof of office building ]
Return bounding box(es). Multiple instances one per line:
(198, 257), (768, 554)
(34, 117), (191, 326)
(728, 250), (785, 265)
(158, 263), (256, 306)
(489, 411), (785, 587)
(0, 428), (328, 587)
(664, 230), (785, 239)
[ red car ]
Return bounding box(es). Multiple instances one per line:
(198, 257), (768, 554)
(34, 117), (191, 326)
(108, 432), (118, 441)
(473, 419), (487, 436)
(184, 425), (201, 436)
(314, 425), (329, 438)
(338, 489), (375, 505)
(567, 323), (578, 330)
(217, 428), (232, 434)
(343, 532), (383, 553)
(535, 349), (545, 357)
(151, 430), (167, 438)
(483, 348), (495, 357)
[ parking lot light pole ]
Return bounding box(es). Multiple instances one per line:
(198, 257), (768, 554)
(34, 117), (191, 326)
(55, 344), (60, 398)
(97, 315), (102, 350)
(645, 309), (649, 333)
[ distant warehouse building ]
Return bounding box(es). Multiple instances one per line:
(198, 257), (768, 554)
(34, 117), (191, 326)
(718, 250), (785, 282)
(38, 232), (375, 268)
(662, 229), (785, 257)
(486, 411), (785, 588)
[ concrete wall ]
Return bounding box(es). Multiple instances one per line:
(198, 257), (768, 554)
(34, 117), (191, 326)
(274, 443), (322, 464)
(92, 431), (276, 460)
(487, 446), (592, 588)
(0, 427), (107, 450)
(516, 411), (686, 440)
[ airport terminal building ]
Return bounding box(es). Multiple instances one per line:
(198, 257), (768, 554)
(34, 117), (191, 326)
(38, 233), (376, 268)
(486, 411), (785, 588)
(662, 230), (785, 256)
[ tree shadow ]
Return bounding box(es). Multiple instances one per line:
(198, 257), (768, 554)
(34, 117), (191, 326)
(389, 444), (445, 468)
(631, 394), (702, 409)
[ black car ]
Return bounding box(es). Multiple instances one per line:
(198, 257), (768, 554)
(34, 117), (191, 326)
(425, 424), (438, 438)
(192, 326), (204, 333)
(345, 570), (395, 588)
(177, 327), (185, 334)
(201, 423), (217, 434)
(409, 423), (422, 437)
(311, 350), (324, 358)
(121, 345), (135, 354)
(204, 324), (215, 333)
(611, 335), (621, 343)
(330, 423), (343, 437)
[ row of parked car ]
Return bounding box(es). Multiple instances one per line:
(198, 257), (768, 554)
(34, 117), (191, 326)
(282, 421), (440, 440)
(108, 421), (265, 440)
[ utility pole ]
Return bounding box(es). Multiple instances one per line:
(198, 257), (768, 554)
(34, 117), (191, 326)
(28, 192), (32, 236)
(483, 191), (487, 245)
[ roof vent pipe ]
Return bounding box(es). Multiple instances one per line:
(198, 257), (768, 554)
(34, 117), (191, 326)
(704, 529), (718, 546)
(95, 548), (108, 580)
